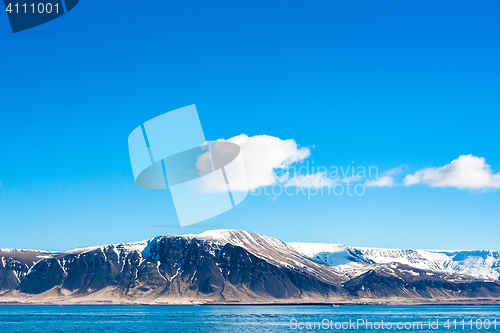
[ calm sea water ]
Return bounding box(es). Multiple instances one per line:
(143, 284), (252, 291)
(0, 305), (498, 332)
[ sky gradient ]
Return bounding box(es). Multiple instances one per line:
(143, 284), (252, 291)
(1, 0), (499, 251)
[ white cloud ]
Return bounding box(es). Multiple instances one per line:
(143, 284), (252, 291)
(404, 155), (500, 190)
(383, 167), (403, 176)
(214, 134), (311, 191)
(207, 134), (364, 190)
(365, 176), (396, 187)
(364, 167), (403, 187)
(341, 176), (362, 183)
(284, 172), (338, 188)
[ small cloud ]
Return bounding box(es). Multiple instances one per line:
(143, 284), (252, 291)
(365, 176), (396, 187)
(341, 176), (362, 183)
(382, 167), (403, 176)
(285, 172), (337, 188)
(363, 166), (404, 187)
(284, 173), (362, 189)
(403, 155), (500, 190)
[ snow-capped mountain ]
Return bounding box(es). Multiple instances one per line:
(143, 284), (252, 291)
(287, 243), (500, 281)
(0, 230), (499, 305)
(0, 249), (58, 253)
(183, 230), (345, 283)
(0, 249), (56, 292)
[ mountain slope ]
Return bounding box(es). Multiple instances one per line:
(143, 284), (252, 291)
(1, 230), (499, 305)
(5, 232), (345, 304)
(287, 242), (500, 280)
(0, 250), (56, 293)
(342, 262), (500, 299)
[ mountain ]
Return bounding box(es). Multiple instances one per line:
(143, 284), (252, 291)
(287, 243), (500, 280)
(0, 250), (56, 292)
(0, 230), (499, 305)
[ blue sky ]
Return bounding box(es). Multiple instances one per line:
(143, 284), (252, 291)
(1, 0), (499, 251)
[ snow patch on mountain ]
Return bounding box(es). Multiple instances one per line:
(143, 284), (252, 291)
(287, 243), (372, 267)
(287, 242), (500, 280)
(63, 240), (151, 257)
(183, 229), (289, 251)
(0, 249), (59, 254)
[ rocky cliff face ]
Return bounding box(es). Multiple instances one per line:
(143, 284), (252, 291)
(12, 234), (343, 302)
(1, 230), (499, 304)
(342, 262), (500, 299)
(0, 250), (54, 293)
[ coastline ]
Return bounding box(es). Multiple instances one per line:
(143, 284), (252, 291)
(1, 298), (499, 306)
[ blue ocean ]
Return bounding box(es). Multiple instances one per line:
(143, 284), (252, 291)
(0, 305), (498, 332)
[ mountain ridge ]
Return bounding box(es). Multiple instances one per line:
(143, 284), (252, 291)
(1, 230), (499, 305)
(287, 241), (500, 281)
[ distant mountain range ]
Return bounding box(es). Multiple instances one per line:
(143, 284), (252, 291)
(1, 230), (499, 305)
